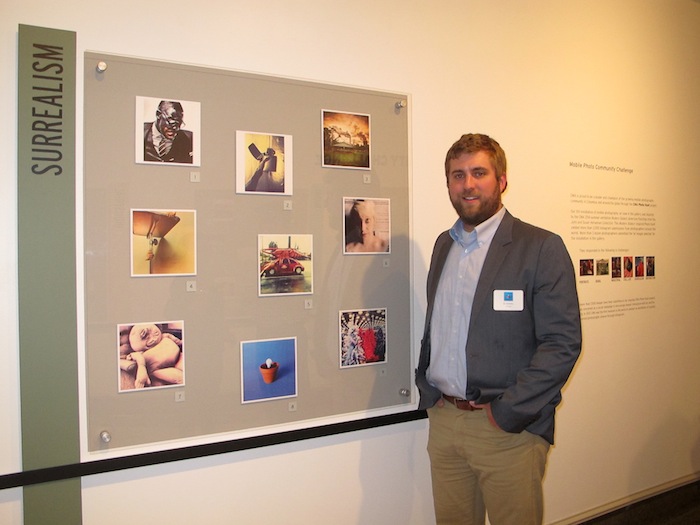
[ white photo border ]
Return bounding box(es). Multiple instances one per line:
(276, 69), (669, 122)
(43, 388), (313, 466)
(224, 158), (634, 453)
(342, 197), (391, 255)
(117, 320), (185, 393)
(135, 96), (201, 166)
(235, 130), (293, 195)
(321, 109), (371, 170)
(257, 233), (313, 297)
(339, 307), (388, 368)
(240, 336), (298, 404)
(130, 208), (197, 277)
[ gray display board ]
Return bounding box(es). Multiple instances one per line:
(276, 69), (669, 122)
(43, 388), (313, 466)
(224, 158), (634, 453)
(83, 52), (412, 453)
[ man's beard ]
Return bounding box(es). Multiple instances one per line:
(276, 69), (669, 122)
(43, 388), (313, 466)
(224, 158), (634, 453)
(450, 187), (502, 229)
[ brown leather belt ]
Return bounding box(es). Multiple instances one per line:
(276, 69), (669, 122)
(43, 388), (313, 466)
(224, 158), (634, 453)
(442, 395), (482, 411)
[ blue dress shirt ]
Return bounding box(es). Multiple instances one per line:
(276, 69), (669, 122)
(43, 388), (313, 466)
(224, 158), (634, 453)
(427, 207), (505, 398)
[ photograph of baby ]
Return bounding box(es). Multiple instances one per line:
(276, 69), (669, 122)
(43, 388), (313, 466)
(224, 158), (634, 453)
(131, 209), (196, 277)
(240, 337), (297, 403)
(117, 320), (185, 392)
(135, 96), (201, 166)
(343, 197), (390, 254)
(236, 130), (293, 194)
(339, 308), (387, 368)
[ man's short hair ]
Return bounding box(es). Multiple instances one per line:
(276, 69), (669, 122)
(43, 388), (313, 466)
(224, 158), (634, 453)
(444, 133), (507, 180)
(157, 100), (184, 114)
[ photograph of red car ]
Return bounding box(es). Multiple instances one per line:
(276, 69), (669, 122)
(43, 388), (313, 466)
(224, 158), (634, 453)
(258, 234), (313, 296)
(260, 255), (304, 277)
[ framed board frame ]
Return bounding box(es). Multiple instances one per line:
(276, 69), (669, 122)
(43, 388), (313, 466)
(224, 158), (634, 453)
(82, 52), (413, 460)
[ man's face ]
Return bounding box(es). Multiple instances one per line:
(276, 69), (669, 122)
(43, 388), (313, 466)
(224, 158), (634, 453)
(357, 205), (375, 239)
(155, 104), (184, 140)
(447, 150), (507, 231)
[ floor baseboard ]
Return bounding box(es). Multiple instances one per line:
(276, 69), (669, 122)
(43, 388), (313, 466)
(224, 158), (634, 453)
(548, 474), (700, 525)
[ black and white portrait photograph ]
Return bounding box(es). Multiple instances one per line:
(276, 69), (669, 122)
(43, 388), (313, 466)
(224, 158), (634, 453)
(343, 197), (391, 254)
(135, 96), (201, 166)
(117, 320), (185, 392)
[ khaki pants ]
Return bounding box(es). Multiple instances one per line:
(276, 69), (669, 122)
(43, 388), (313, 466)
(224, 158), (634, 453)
(427, 401), (550, 525)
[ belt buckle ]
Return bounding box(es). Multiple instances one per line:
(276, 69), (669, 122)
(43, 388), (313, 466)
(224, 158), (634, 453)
(453, 398), (473, 411)
(444, 395), (480, 411)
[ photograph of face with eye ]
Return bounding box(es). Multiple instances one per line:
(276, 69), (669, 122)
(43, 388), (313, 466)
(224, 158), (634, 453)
(136, 96), (201, 166)
(117, 320), (185, 392)
(343, 197), (390, 254)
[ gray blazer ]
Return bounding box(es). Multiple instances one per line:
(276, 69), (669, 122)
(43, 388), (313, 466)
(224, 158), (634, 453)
(415, 210), (581, 444)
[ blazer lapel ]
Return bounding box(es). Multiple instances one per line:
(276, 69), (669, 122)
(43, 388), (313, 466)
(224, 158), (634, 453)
(470, 211), (514, 321)
(422, 233), (453, 341)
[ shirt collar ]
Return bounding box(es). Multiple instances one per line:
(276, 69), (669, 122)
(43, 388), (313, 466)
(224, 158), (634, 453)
(151, 122), (166, 145)
(449, 206), (506, 251)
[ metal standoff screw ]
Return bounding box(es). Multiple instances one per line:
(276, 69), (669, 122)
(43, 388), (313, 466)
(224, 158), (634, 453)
(399, 388), (410, 397)
(395, 100), (407, 109)
(100, 430), (112, 443)
(96, 61), (108, 73)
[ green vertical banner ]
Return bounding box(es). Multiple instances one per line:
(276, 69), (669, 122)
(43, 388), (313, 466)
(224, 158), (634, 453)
(17, 24), (81, 524)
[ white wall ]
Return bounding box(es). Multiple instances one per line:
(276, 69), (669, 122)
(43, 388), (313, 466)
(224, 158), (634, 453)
(2, 1), (699, 524)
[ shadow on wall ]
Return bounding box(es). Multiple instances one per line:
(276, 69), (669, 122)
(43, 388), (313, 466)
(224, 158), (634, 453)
(356, 233), (435, 524)
(629, 410), (700, 497)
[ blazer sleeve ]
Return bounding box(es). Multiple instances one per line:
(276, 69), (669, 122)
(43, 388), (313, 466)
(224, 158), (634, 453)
(489, 233), (582, 439)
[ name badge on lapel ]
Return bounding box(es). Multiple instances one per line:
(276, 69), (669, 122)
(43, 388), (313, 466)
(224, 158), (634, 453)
(493, 290), (524, 311)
